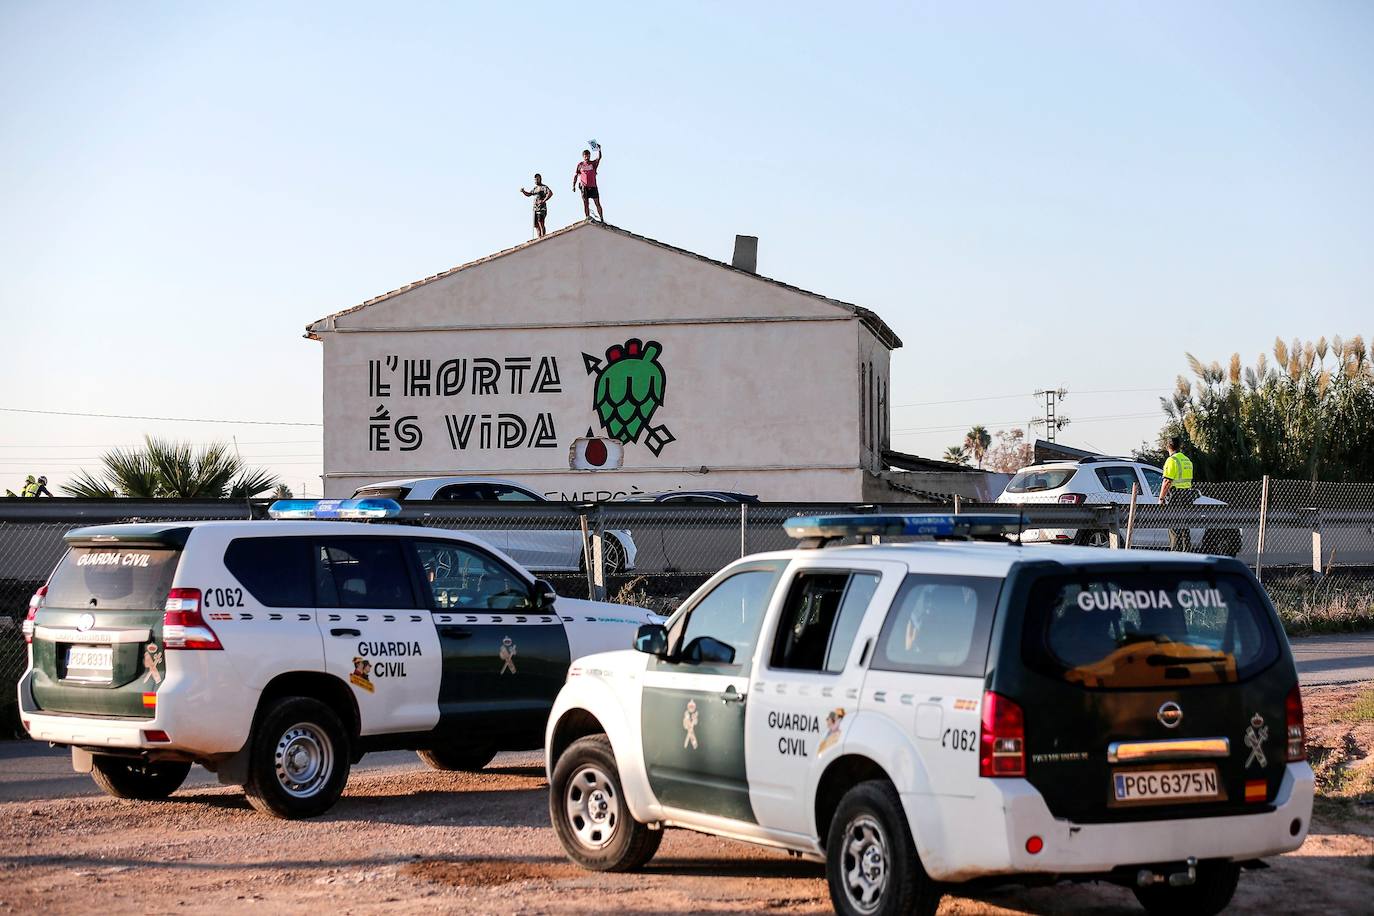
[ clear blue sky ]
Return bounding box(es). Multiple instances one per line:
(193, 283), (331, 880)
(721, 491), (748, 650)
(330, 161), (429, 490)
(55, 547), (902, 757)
(3, 1), (1371, 492)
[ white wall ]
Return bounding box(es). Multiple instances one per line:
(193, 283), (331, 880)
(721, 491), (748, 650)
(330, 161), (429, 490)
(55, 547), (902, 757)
(315, 224), (892, 500)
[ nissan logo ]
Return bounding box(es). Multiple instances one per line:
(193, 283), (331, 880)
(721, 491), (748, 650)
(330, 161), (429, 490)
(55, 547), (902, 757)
(1158, 701), (1183, 729)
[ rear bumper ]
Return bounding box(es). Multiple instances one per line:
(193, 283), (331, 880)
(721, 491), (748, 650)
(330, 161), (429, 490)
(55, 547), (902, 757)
(18, 666), (255, 757)
(905, 763), (1314, 882)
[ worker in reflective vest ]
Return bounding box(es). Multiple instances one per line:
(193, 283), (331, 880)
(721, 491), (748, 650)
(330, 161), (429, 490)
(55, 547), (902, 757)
(1160, 437), (1195, 552)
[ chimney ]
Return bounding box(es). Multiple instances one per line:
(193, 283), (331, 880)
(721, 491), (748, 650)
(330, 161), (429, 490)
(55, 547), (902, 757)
(731, 235), (758, 273)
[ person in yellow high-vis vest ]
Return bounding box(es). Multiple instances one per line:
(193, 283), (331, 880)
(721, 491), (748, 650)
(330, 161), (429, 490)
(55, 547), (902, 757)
(1159, 436), (1195, 550)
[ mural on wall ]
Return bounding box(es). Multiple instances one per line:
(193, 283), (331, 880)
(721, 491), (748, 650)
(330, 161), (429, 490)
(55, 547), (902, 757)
(583, 338), (675, 457)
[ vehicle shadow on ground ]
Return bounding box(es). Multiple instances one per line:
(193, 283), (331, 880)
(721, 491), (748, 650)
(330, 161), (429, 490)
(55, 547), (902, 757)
(642, 857), (822, 879)
(481, 764), (545, 780)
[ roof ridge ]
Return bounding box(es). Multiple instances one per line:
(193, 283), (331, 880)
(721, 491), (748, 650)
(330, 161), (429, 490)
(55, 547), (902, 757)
(305, 220), (901, 349)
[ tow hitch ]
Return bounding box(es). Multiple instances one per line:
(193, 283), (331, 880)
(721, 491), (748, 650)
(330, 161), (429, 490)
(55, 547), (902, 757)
(1136, 856), (1197, 888)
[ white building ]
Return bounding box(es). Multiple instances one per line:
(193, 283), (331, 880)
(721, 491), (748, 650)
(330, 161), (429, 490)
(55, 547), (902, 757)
(307, 221), (905, 501)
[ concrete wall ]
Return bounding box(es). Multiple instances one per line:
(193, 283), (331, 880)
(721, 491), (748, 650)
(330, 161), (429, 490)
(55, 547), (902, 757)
(315, 225), (892, 500)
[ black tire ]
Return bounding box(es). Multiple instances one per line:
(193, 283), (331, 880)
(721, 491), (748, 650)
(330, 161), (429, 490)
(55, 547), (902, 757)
(580, 535), (628, 577)
(1200, 529), (1242, 558)
(1075, 529), (1112, 548)
(825, 780), (941, 916)
(416, 744), (498, 772)
(1132, 861), (1240, 916)
(243, 696), (351, 819)
(89, 756), (191, 800)
(549, 734), (661, 872)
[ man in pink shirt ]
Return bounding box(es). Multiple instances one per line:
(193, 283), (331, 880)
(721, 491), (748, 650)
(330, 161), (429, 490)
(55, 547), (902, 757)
(572, 145), (603, 221)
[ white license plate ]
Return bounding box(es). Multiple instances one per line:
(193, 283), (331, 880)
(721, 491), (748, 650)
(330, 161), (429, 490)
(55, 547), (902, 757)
(1113, 767), (1219, 803)
(65, 645), (114, 681)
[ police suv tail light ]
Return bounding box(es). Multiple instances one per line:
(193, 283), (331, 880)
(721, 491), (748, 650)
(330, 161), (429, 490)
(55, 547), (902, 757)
(163, 589), (222, 650)
(1057, 493), (1085, 505)
(23, 586), (46, 644)
(979, 691), (1026, 778)
(1286, 685), (1306, 762)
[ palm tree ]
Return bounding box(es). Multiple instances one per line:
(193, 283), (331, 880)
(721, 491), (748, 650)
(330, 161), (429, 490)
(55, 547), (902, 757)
(271, 483), (294, 500)
(943, 445), (971, 466)
(964, 425), (992, 469)
(61, 436), (280, 498)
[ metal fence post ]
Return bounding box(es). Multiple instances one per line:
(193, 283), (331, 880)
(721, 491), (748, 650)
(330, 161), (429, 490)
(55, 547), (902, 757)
(740, 503), (748, 559)
(579, 508), (596, 599)
(1309, 506), (1323, 580)
(591, 505), (607, 601)
(1124, 483), (1139, 550)
(1256, 475), (1269, 581)
(1108, 505), (1123, 549)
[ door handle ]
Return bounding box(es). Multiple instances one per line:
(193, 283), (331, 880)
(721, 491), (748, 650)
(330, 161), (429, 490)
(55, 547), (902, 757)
(330, 628), (361, 638)
(721, 686), (746, 706)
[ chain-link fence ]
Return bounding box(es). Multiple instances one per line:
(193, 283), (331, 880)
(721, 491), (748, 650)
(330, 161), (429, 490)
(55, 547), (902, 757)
(3, 484), (1373, 732)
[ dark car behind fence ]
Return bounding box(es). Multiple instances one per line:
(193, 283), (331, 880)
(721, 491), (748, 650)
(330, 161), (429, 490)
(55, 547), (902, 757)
(3, 479), (1372, 733)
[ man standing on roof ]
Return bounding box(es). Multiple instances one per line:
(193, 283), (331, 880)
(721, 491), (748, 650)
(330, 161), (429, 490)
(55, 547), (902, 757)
(573, 142), (603, 222)
(1159, 436), (1195, 551)
(520, 173), (553, 238)
(22, 475), (53, 497)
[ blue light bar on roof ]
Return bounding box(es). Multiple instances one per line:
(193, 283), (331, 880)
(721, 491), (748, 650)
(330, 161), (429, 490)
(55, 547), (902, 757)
(783, 513), (1025, 540)
(267, 498), (402, 520)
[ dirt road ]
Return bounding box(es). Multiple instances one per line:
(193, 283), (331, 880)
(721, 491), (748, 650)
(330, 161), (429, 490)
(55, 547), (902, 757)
(0, 747), (1369, 915)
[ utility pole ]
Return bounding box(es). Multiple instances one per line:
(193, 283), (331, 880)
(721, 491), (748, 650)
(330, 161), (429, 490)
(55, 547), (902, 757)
(1031, 388), (1070, 443)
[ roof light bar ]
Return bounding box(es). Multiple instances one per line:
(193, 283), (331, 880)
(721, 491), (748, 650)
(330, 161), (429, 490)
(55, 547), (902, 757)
(783, 513), (1025, 542)
(267, 498), (402, 520)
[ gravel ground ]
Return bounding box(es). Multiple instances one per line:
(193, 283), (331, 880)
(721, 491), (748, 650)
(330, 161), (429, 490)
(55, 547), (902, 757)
(1, 691), (1371, 915)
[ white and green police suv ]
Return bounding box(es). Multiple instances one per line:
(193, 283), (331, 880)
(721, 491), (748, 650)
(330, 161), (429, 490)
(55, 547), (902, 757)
(19, 499), (660, 819)
(544, 513), (1313, 916)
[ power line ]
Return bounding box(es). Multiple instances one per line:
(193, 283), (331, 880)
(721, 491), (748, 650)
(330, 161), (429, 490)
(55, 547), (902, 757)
(0, 407), (322, 427)
(893, 411), (1160, 435)
(893, 386), (1159, 409)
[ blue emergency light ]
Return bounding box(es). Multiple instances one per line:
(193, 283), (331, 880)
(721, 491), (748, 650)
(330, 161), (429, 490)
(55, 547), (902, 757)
(784, 513), (1025, 542)
(267, 498), (403, 520)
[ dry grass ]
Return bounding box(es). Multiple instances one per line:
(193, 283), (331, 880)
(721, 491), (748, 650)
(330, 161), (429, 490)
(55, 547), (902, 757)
(1305, 686), (1374, 807)
(609, 575), (685, 616)
(1267, 574), (1374, 635)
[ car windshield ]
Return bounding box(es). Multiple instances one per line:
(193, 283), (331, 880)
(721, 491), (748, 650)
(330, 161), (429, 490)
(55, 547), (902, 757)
(1005, 468), (1076, 493)
(1025, 571), (1279, 688)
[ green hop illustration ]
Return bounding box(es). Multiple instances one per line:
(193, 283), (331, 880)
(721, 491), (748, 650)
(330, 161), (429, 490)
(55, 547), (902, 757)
(593, 338), (666, 444)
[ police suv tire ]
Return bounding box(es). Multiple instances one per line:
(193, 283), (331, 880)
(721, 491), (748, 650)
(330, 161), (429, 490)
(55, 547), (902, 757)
(89, 756), (191, 800)
(549, 734), (662, 872)
(825, 780), (941, 916)
(416, 744), (498, 772)
(244, 696), (351, 819)
(1131, 860), (1240, 916)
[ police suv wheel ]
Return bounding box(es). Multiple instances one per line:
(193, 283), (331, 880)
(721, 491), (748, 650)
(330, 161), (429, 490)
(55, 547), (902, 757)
(89, 756), (191, 800)
(826, 781), (941, 916)
(244, 697), (351, 819)
(550, 735), (661, 872)
(416, 744), (498, 772)
(1132, 861), (1240, 916)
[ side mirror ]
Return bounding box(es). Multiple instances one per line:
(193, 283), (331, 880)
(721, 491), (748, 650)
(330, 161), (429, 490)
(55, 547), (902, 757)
(531, 579), (558, 610)
(634, 623), (669, 657)
(680, 635), (736, 666)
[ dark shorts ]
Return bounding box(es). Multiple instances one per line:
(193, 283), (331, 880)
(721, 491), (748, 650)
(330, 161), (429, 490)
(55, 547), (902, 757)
(533, 206), (547, 225)
(580, 185), (599, 200)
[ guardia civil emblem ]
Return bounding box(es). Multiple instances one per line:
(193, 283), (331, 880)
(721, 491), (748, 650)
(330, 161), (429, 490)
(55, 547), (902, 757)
(499, 636), (518, 675)
(682, 699), (699, 750)
(583, 338), (675, 456)
(1244, 712), (1269, 768)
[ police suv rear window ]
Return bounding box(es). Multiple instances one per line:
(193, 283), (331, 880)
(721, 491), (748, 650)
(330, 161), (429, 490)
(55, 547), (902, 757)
(871, 574), (1002, 677)
(1006, 468), (1075, 493)
(46, 547), (181, 612)
(1025, 571), (1280, 689)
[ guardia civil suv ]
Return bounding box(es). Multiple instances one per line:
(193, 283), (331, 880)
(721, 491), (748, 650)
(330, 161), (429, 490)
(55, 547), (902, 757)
(544, 514), (1311, 916)
(19, 499), (660, 819)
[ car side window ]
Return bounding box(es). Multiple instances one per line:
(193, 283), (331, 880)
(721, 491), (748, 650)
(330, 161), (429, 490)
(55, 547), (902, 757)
(315, 538), (417, 609)
(1141, 468), (1164, 496)
(872, 574), (1002, 676)
(673, 566), (784, 669)
(413, 540), (532, 610)
(770, 571), (880, 673)
(1094, 466), (1138, 495)
(224, 537), (314, 607)
(487, 484), (539, 502)
(435, 484), (488, 501)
